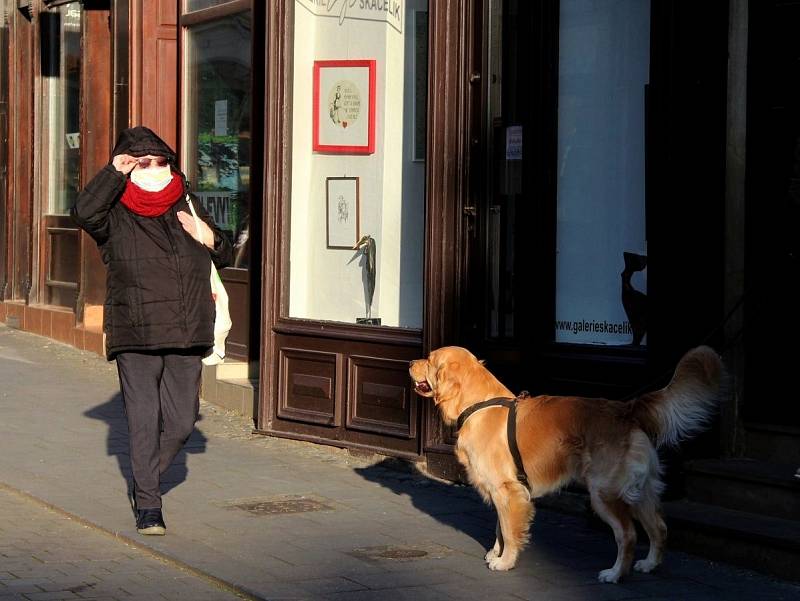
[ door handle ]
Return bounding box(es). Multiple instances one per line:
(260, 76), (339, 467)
(463, 206), (477, 217)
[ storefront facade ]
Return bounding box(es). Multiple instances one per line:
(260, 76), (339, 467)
(256, 0), (733, 478)
(1, 1), (798, 494)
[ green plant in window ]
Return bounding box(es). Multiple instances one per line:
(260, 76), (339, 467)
(197, 132), (239, 191)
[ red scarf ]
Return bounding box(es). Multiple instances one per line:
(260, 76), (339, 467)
(119, 175), (184, 217)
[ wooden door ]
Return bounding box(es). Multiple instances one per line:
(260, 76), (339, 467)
(0, 2), (7, 298)
(131, 0), (178, 149)
(744, 0), (800, 427)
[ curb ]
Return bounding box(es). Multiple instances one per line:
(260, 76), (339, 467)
(0, 481), (267, 601)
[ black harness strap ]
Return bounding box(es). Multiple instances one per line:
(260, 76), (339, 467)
(456, 396), (531, 492)
(456, 397), (515, 430)
(506, 401), (530, 491)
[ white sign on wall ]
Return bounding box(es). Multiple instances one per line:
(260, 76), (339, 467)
(295, 0), (404, 33)
(214, 100), (228, 137)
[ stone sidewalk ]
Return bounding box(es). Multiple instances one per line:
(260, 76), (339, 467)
(1, 323), (798, 601)
(0, 486), (242, 601)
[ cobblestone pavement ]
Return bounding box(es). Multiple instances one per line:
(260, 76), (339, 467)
(0, 487), (244, 601)
(1, 323), (800, 601)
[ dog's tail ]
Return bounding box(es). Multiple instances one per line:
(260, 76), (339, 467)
(632, 346), (725, 448)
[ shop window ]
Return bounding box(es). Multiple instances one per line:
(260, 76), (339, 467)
(182, 7), (252, 269)
(40, 2), (81, 309)
(288, 1), (428, 329)
(554, 0), (649, 346)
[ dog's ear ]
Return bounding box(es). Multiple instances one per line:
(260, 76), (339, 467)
(435, 361), (461, 404)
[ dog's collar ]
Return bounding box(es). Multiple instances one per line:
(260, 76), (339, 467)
(456, 396), (531, 492)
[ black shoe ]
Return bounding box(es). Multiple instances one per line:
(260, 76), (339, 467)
(136, 508), (166, 536)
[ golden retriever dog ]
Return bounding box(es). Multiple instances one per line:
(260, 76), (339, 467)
(409, 345), (724, 582)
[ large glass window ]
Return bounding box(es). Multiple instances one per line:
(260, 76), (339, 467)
(554, 0), (650, 346)
(40, 2), (82, 310)
(182, 9), (252, 269)
(288, 1), (428, 329)
(42, 2), (82, 216)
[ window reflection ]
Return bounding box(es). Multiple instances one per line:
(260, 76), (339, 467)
(185, 0), (235, 12)
(183, 11), (252, 269)
(42, 3), (82, 216)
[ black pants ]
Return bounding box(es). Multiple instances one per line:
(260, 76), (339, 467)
(116, 351), (202, 509)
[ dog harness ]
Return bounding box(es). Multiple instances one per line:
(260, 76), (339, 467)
(456, 395), (531, 492)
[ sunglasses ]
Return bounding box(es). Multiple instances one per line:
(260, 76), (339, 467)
(136, 156), (169, 169)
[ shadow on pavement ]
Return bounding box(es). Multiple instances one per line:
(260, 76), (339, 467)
(353, 458), (624, 577)
(84, 393), (207, 514)
(354, 457), (496, 549)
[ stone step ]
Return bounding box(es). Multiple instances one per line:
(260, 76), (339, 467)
(745, 423), (800, 465)
(663, 500), (800, 582)
(200, 363), (257, 419)
(540, 487), (800, 582)
(684, 458), (800, 520)
(214, 359), (248, 380)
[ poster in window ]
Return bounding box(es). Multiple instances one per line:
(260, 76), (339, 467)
(326, 177), (360, 249)
(313, 60), (376, 154)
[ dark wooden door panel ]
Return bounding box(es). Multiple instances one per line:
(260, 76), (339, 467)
(43, 216), (79, 310)
(221, 268), (248, 360)
(278, 347), (339, 426)
(347, 355), (417, 440)
(267, 333), (422, 457)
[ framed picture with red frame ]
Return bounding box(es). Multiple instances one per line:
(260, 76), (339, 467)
(313, 59), (376, 154)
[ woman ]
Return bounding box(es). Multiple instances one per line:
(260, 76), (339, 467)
(71, 126), (233, 535)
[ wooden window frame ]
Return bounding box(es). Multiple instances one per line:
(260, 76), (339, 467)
(180, 0), (249, 26)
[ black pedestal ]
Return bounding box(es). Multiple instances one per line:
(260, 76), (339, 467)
(356, 317), (381, 326)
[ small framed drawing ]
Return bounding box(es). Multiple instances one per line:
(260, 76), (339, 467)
(313, 59), (376, 154)
(326, 177), (360, 249)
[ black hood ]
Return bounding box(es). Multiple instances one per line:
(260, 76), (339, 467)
(111, 126), (177, 163)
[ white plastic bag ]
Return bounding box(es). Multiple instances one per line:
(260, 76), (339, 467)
(186, 196), (232, 366)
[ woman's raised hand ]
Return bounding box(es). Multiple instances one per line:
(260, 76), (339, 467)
(112, 154), (138, 175)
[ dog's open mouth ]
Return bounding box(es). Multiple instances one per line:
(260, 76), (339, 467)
(414, 380), (432, 394)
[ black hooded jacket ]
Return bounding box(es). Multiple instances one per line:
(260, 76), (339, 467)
(71, 126), (233, 359)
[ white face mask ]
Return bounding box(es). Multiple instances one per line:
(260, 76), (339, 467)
(130, 165), (173, 192)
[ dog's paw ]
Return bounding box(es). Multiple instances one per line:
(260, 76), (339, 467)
(597, 568), (622, 583)
(634, 558), (658, 573)
(488, 555), (517, 571)
(484, 548), (500, 563)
